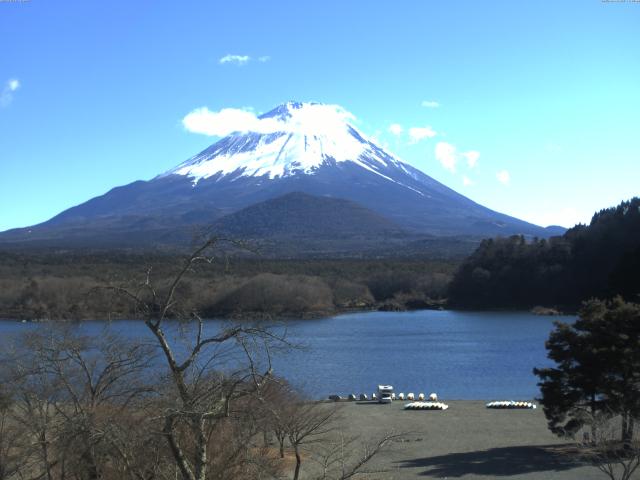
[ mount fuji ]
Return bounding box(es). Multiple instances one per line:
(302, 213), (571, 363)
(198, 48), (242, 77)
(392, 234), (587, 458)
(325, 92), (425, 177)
(0, 102), (561, 254)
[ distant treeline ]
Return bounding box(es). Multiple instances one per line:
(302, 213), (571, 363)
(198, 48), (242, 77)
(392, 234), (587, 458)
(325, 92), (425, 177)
(448, 197), (640, 310)
(0, 253), (456, 320)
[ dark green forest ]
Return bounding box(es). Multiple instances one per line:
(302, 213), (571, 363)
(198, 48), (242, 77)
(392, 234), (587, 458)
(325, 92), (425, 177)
(448, 198), (640, 310)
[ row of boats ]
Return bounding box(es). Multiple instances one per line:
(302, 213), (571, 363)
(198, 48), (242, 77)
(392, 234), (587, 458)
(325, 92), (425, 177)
(376, 385), (438, 403)
(485, 400), (537, 409)
(329, 386), (537, 411)
(404, 401), (449, 410)
(330, 385), (438, 403)
(404, 400), (537, 411)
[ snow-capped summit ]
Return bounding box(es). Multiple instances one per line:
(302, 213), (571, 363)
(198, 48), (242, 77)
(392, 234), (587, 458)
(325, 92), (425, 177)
(258, 100), (315, 120)
(163, 102), (414, 186)
(0, 101), (559, 251)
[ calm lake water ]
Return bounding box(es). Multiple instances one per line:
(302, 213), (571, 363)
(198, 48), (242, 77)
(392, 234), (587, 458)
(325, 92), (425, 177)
(0, 310), (572, 400)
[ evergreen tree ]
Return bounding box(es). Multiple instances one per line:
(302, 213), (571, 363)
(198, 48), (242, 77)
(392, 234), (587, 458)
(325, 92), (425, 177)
(534, 298), (640, 443)
(448, 197), (640, 309)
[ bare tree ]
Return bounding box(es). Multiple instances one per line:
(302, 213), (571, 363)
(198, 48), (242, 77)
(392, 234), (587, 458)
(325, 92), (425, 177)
(0, 236), (401, 480)
(576, 412), (640, 480)
(4, 354), (63, 480)
(102, 236), (287, 480)
(257, 378), (296, 458)
(309, 431), (403, 480)
(0, 386), (28, 480)
(284, 401), (339, 480)
(1, 325), (159, 480)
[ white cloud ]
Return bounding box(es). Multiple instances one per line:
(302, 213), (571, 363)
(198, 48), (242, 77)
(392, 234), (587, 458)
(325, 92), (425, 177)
(182, 107), (283, 136)
(0, 78), (20, 107)
(462, 150), (480, 168)
(218, 54), (271, 65)
(388, 123), (403, 136)
(182, 103), (357, 138)
(219, 54), (251, 65)
(433, 141), (480, 174)
(421, 100), (440, 108)
(409, 126), (437, 143)
(435, 142), (457, 172)
(463, 176), (473, 186)
(496, 170), (510, 185)
(285, 104), (357, 137)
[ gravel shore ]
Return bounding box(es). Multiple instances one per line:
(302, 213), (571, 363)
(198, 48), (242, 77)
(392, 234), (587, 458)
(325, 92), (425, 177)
(308, 400), (604, 480)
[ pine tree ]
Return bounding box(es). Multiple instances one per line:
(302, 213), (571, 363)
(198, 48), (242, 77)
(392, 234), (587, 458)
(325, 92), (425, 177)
(534, 298), (640, 444)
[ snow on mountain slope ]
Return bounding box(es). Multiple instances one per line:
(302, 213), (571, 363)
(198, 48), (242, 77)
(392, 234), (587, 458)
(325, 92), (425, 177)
(0, 101), (561, 251)
(162, 102), (421, 193)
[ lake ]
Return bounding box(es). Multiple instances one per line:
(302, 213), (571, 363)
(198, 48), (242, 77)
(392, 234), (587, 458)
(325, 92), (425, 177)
(0, 310), (571, 400)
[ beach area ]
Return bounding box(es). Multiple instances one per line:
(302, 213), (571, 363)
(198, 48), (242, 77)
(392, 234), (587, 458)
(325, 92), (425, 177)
(306, 400), (605, 480)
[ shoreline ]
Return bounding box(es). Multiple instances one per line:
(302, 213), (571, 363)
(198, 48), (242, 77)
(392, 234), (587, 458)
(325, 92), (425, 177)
(0, 301), (577, 323)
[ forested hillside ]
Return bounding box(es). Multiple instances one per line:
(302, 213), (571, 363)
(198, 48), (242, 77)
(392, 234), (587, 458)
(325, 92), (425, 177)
(448, 198), (640, 310)
(0, 253), (455, 320)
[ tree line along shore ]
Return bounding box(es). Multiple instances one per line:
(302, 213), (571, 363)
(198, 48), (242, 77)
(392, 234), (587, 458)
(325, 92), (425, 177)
(0, 254), (454, 321)
(1, 198), (639, 321)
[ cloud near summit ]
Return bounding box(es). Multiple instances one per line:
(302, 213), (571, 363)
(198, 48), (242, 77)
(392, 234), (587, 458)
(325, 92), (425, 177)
(182, 108), (282, 136)
(435, 142), (458, 172)
(409, 126), (437, 143)
(434, 142), (480, 173)
(182, 104), (357, 138)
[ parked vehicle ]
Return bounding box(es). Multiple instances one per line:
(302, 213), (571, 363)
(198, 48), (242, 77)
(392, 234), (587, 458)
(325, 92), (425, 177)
(377, 384), (394, 404)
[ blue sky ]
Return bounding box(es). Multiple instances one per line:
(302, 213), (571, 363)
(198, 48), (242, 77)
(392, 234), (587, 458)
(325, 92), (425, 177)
(1, 0), (639, 231)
